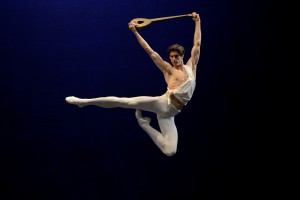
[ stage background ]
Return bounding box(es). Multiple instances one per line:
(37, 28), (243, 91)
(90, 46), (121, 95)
(1, 0), (282, 199)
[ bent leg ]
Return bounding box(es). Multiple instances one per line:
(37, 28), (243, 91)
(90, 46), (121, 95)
(136, 110), (178, 156)
(66, 95), (179, 156)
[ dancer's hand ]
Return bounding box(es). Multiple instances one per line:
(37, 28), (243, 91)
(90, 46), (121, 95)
(128, 22), (138, 32)
(192, 12), (200, 22)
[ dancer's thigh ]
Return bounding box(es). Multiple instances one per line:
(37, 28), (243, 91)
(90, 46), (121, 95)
(128, 96), (166, 114)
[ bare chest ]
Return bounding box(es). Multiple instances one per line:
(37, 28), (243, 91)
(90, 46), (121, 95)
(167, 68), (189, 90)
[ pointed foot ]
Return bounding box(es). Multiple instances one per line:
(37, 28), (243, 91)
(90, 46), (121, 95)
(135, 110), (151, 125)
(65, 96), (85, 108)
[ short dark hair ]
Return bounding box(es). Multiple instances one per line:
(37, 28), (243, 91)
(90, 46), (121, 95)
(167, 44), (185, 56)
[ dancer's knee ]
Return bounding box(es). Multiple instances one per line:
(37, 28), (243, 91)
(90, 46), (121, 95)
(162, 143), (177, 157)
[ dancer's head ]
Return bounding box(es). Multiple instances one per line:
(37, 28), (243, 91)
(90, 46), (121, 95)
(167, 44), (185, 67)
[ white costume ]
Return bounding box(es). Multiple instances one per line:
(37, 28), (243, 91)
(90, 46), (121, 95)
(166, 65), (196, 108)
(65, 65), (195, 156)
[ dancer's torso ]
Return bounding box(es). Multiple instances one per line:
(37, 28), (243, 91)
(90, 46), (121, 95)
(166, 65), (190, 90)
(165, 65), (196, 107)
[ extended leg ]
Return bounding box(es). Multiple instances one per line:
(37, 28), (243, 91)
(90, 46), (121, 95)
(135, 110), (178, 156)
(65, 95), (166, 114)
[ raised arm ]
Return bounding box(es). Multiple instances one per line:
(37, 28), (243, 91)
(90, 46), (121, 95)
(128, 22), (172, 74)
(186, 12), (201, 72)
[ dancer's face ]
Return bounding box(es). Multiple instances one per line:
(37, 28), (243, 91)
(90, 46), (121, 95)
(169, 51), (184, 67)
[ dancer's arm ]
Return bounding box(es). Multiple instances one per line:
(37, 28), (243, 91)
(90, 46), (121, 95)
(186, 12), (201, 72)
(129, 22), (173, 75)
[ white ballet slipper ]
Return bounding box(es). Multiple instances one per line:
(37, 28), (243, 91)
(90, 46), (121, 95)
(135, 110), (151, 125)
(65, 96), (85, 108)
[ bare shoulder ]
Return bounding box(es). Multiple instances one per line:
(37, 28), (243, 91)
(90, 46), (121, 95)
(186, 59), (198, 71)
(184, 64), (193, 71)
(184, 64), (197, 76)
(164, 61), (173, 74)
(165, 61), (172, 67)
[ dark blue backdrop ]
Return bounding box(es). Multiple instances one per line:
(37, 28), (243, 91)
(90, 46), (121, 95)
(1, 0), (281, 199)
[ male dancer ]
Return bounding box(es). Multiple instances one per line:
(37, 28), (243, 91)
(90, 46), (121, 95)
(66, 12), (201, 156)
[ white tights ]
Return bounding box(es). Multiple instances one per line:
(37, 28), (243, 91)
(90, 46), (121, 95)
(65, 95), (180, 156)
